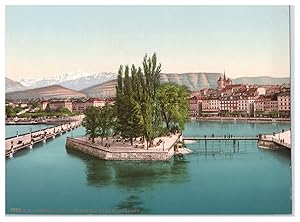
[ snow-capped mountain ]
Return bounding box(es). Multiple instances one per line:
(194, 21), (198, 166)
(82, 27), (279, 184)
(5, 77), (27, 93)
(19, 72), (117, 91)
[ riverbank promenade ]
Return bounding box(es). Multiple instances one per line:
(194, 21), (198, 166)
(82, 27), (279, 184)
(195, 116), (291, 122)
(259, 130), (291, 149)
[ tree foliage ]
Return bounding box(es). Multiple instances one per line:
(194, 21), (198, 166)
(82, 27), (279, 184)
(115, 66), (142, 145)
(82, 106), (100, 143)
(82, 104), (115, 144)
(97, 103), (115, 144)
(157, 83), (190, 131)
(45, 104), (51, 113)
(6, 106), (16, 117)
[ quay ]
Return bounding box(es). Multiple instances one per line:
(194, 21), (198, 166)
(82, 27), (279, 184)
(5, 119), (82, 158)
(195, 116), (291, 122)
(65, 134), (181, 161)
(5, 116), (83, 125)
(258, 130), (291, 149)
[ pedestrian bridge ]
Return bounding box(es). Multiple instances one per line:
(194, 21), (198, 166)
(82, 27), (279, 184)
(183, 136), (259, 141)
(5, 121), (82, 158)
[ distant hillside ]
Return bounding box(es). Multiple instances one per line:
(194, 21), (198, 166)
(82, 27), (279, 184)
(80, 73), (290, 98)
(232, 76), (290, 85)
(81, 79), (117, 98)
(160, 73), (222, 91)
(5, 77), (27, 93)
(81, 73), (223, 97)
(7, 73), (290, 100)
(6, 85), (86, 100)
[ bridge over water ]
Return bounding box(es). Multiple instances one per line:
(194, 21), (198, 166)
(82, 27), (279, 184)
(5, 121), (82, 158)
(183, 136), (259, 141)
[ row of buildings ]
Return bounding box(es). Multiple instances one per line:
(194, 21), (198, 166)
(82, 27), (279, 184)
(6, 98), (115, 114)
(44, 98), (115, 113)
(189, 73), (291, 118)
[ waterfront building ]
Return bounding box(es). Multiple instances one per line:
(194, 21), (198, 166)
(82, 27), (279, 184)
(254, 95), (279, 117)
(254, 96), (265, 115)
(219, 96), (238, 113)
(191, 75), (288, 118)
(189, 96), (199, 117)
(278, 92), (290, 117)
(49, 100), (73, 112)
(264, 97), (279, 113)
(72, 98), (106, 113)
(201, 96), (220, 116)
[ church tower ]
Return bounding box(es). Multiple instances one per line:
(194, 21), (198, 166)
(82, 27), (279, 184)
(217, 70), (232, 90)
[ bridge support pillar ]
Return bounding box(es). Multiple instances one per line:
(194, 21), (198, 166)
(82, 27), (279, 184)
(43, 139), (46, 143)
(52, 135), (55, 139)
(9, 152), (13, 158)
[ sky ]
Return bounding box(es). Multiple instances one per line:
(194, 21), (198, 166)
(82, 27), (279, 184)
(5, 5), (290, 80)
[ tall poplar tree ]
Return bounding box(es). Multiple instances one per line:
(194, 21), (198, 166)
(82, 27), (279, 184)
(115, 65), (142, 145)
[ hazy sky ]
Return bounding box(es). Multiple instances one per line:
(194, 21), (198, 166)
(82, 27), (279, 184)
(6, 5), (290, 80)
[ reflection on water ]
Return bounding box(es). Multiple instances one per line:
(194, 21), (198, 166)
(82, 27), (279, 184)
(66, 148), (190, 214)
(187, 139), (291, 165)
(66, 148), (189, 190)
(258, 147), (291, 165)
(115, 194), (147, 213)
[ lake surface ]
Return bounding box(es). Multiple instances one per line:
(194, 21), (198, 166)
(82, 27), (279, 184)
(5, 121), (292, 214)
(5, 124), (51, 139)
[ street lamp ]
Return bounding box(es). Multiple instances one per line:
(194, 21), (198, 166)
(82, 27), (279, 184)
(163, 140), (165, 151)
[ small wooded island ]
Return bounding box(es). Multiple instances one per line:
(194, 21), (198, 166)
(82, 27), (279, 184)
(66, 53), (192, 160)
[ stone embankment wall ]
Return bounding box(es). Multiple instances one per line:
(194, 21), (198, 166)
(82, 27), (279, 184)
(257, 140), (278, 149)
(66, 137), (176, 161)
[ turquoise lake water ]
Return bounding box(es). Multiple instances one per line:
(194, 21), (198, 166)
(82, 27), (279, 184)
(6, 124), (51, 139)
(5, 121), (292, 214)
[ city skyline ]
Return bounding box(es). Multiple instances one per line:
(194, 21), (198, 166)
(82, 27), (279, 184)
(6, 5), (290, 80)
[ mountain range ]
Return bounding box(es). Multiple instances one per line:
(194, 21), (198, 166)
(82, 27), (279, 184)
(5, 77), (27, 93)
(6, 85), (86, 100)
(5, 72), (290, 100)
(17, 72), (117, 91)
(232, 76), (290, 85)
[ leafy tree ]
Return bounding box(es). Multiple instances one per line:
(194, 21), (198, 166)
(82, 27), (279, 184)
(157, 83), (190, 131)
(45, 104), (51, 113)
(13, 106), (23, 113)
(82, 106), (100, 143)
(6, 106), (16, 117)
(57, 105), (70, 113)
(97, 103), (115, 145)
(30, 101), (39, 109)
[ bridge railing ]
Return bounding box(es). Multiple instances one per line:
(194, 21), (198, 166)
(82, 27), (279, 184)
(183, 136), (258, 140)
